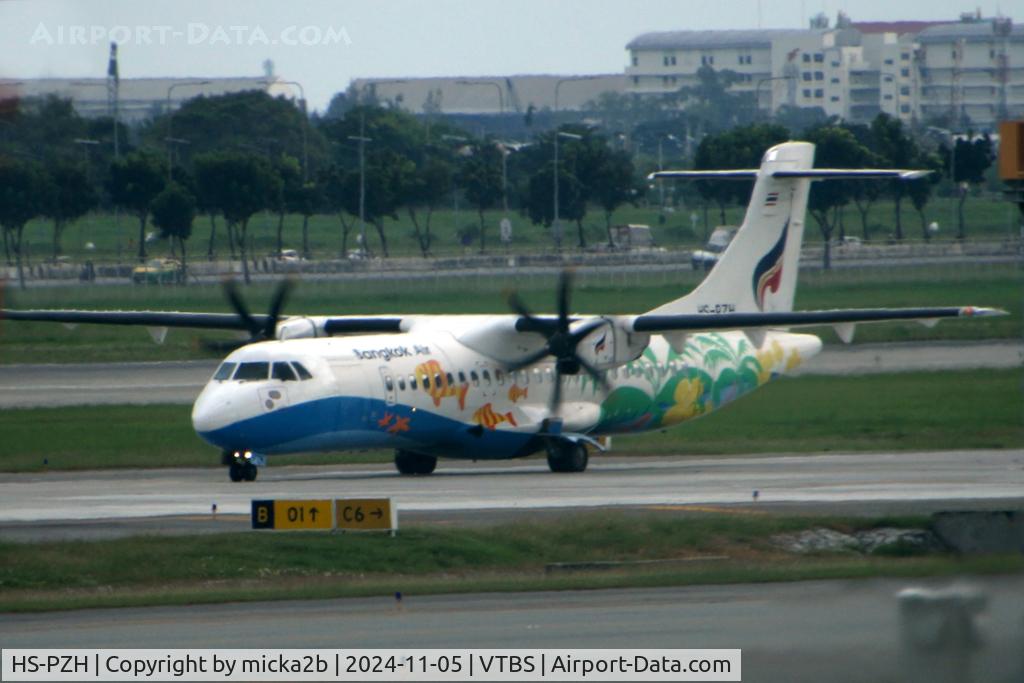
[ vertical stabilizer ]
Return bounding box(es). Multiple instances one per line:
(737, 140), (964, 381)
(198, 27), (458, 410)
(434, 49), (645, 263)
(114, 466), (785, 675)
(648, 141), (814, 315)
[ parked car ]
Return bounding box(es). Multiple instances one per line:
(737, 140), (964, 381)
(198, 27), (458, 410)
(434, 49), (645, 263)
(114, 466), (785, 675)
(691, 227), (736, 270)
(131, 258), (183, 284)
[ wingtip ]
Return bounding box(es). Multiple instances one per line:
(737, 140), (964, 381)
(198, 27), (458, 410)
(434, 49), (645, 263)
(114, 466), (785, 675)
(959, 306), (1009, 317)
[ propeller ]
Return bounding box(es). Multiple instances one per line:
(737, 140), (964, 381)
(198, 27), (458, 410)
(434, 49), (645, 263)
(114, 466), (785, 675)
(202, 279), (293, 351)
(506, 270), (609, 411)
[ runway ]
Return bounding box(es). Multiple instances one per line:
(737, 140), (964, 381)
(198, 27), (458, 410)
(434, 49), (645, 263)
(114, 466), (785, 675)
(1, 450), (1021, 528)
(2, 578), (1022, 682)
(1, 341), (1019, 408)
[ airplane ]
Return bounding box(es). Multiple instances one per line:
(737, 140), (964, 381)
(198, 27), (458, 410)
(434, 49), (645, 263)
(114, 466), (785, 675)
(2, 141), (1004, 482)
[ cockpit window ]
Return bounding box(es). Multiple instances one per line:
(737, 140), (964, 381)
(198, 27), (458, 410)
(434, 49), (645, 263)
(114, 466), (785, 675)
(291, 362), (313, 380)
(213, 362), (236, 381)
(272, 362), (298, 382)
(233, 362), (269, 381)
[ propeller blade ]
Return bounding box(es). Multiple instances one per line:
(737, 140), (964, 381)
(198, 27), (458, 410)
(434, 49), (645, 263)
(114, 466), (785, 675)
(508, 292), (555, 336)
(568, 318), (606, 345)
(506, 347), (552, 373)
(264, 279), (294, 339)
(222, 280), (261, 337)
(577, 356), (610, 392)
(556, 269), (572, 333)
(549, 368), (563, 412)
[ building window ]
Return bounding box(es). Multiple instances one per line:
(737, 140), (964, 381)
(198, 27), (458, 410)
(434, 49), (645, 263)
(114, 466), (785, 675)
(633, 76), (639, 85)
(814, 53), (824, 62)
(802, 53), (811, 63)
(900, 86), (910, 96)
(883, 94), (893, 100)
(701, 54), (714, 66)
(802, 72), (812, 81)
(900, 68), (909, 77)
(831, 95), (840, 102)
(884, 58), (894, 65)
(831, 77), (840, 83)
(901, 52), (910, 60)
(632, 56), (638, 66)
(900, 104), (910, 113)
(803, 88), (811, 98)
(815, 89), (824, 98)
(832, 61), (840, 67)
(814, 71), (823, 80)
(663, 55), (676, 66)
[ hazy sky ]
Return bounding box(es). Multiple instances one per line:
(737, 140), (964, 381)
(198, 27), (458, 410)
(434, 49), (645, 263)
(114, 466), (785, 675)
(0, 0), (1008, 111)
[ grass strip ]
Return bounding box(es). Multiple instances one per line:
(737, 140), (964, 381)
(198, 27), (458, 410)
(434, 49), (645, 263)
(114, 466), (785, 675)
(1, 369), (1019, 472)
(3, 511), (1022, 612)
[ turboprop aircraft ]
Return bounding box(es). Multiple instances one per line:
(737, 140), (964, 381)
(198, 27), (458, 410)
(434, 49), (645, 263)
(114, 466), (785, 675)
(2, 141), (1004, 481)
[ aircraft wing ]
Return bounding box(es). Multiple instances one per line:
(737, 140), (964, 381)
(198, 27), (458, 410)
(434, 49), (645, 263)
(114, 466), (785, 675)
(628, 306), (1006, 343)
(0, 309), (405, 335)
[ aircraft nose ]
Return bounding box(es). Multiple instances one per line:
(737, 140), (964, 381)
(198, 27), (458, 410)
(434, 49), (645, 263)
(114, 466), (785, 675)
(191, 383), (235, 435)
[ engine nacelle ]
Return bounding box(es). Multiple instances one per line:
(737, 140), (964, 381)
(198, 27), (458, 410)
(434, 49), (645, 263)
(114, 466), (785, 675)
(573, 316), (650, 370)
(276, 317), (323, 340)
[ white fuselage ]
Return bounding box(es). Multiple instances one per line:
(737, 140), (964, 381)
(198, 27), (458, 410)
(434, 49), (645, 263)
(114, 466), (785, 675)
(191, 316), (821, 461)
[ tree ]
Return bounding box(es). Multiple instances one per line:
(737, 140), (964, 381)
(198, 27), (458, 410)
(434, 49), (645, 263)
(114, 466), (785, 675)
(319, 164), (358, 257)
(803, 126), (870, 269)
(941, 134), (995, 239)
(41, 159), (97, 260)
(906, 152), (942, 239)
(194, 152), (280, 283)
(404, 152), (453, 257)
(587, 147), (637, 247)
(0, 159), (49, 289)
(456, 141), (503, 253)
(150, 183), (196, 280)
(290, 180), (323, 259)
(272, 155), (303, 257)
(694, 123), (790, 223)
(870, 114), (918, 240)
(107, 152), (165, 261)
(525, 165), (585, 247)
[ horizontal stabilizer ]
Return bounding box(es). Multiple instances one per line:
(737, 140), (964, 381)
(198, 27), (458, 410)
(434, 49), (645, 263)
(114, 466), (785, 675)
(649, 168), (929, 181)
(648, 170), (757, 180)
(629, 306), (1005, 334)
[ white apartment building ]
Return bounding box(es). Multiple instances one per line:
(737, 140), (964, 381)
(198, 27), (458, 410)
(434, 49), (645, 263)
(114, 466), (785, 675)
(625, 14), (1023, 129)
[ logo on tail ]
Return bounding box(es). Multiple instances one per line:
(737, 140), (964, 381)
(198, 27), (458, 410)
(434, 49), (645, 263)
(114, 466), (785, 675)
(752, 221), (788, 310)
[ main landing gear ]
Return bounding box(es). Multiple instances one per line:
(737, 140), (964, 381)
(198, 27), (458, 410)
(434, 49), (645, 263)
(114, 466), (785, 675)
(547, 440), (589, 473)
(394, 450), (437, 475)
(223, 450), (259, 482)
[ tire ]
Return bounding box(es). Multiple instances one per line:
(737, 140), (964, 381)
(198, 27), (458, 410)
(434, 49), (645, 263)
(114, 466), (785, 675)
(242, 462), (258, 481)
(547, 441), (588, 473)
(228, 461), (244, 482)
(395, 450), (437, 475)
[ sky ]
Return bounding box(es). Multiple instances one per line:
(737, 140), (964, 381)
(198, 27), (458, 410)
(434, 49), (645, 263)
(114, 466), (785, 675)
(0, 0), (1011, 112)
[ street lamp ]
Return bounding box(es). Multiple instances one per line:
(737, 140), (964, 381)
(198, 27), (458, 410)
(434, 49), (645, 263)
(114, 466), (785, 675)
(457, 80), (504, 115)
(165, 80), (211, 180)
(554, 76), (602, 112)
(275, 79), (309, 182)
(553, 130), (582, 248)
(657, 134), (680, 209)
(347, 112), (372, 256)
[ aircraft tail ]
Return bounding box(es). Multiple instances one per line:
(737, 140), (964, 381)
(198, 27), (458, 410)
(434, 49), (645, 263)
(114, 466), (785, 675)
(648, 141), (814, 315)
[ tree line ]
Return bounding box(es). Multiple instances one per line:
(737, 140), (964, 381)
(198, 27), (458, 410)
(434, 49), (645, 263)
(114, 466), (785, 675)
(0, 80), (996, 286)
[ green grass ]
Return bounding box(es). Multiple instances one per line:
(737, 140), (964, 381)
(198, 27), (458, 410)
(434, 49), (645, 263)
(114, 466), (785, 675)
(2, 511), (1021, 612)
(1, 263), (1019, 364)
(12, 192), (1022, 265)
(2, 369), (1019, 472)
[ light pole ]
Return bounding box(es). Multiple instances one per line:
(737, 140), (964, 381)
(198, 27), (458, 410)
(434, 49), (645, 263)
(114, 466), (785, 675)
(347, 113), (372, 256)
(553, 130), (582, 248)
(554, 75), (601, 112)
(457, 80), (503, 114)
(165, 80), (211, 181)
(275, 80), (309, 182)
(442, 134), (469, 236)
(657, 134), (679, 210)
(755, 76), (794, 118)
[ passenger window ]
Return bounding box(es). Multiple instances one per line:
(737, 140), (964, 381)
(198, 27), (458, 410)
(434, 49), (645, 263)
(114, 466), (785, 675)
(272, 362), (297, 382)
(458, 371), (467, 384)
(422, 375), (431, 390)
(482, 369), (491, 385)
(213, 362), (236, 381)
(446, 372), (454, 387)
(533, 368), (542, 383)
(233, 362), (269, 381)
(291, 362), (313, 380)
(409, 375), (417, 390)
(398, 376), (406, 391)
(520, 370), (529, 385)
(385, 376), (394, 391)
(434, 373), (443, 389)
(495, 369), (504, 385)
(470, 370), (479, 387)
(545, 368), (554, 382)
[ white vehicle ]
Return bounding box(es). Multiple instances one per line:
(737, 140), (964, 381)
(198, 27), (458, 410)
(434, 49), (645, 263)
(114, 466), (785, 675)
(691, 227), (736, 271)
(277, 249), (302, 262)
(4, 142), (1002, 482)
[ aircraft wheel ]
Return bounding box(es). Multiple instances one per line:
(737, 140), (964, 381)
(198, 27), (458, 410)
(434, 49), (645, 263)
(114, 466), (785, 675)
(242, 462), (258, 482)
(395, 450), (437, 475)
(548, 441), (588, 473)
(228, 461), (244, 482)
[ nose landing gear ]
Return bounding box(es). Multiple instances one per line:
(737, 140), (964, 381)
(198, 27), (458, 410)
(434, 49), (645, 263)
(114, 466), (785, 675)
(223, 450), (260, 482)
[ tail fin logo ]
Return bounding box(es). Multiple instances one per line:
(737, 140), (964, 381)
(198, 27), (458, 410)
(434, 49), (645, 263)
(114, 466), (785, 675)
(752, 221), (788, 310)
